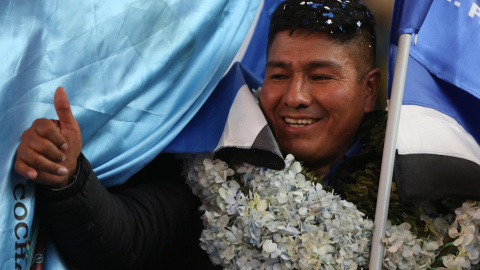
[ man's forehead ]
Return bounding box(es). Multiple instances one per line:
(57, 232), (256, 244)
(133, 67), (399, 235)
(269, 31), (346, 55)
(273, 30), (332, 44)
(266, 59), (345, 70)
(267, 31), (353, 67)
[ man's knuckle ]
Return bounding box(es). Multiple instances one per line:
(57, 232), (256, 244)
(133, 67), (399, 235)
(36, 124), (53, 137)
(32, 119), (42, 126)
(21, 129), (34, 140)
(16, 143), (26, 153)
(15, 147), (30, 161)
(28, 157), (40, 168)
(29, 156), (50, 171)
(14, 161), (23, 174)
(36, 142), (50, 154)
(32, 118), (48, 127)
(45, 147), (62, 161)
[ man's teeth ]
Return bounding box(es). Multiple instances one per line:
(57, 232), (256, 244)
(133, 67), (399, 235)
(285, 118), (316, 127)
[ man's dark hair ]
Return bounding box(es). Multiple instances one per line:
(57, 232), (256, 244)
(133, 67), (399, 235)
(267, 0), (377, 66)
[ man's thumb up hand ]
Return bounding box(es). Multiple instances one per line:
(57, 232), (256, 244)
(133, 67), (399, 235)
(15, 87), (82, 188)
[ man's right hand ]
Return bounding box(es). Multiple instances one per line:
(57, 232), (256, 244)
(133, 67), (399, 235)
(15, 87), (82, 189)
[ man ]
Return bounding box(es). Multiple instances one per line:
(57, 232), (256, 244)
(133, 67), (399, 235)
(15, 0), (381, 268)
(261, 0), (381, 189)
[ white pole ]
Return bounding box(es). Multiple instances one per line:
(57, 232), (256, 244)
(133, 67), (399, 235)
(369, 33), (412, 270)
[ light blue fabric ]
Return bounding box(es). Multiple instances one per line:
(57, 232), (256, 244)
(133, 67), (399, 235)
(0, 0), (261, 268)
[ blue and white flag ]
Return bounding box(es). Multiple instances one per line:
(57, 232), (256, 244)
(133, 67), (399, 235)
(0, 0), (264, 268)
(388, 0), (480, 203)
(166, 62), (284, 170)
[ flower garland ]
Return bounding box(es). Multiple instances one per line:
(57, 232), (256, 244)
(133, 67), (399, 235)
(183, 153), (480, 269)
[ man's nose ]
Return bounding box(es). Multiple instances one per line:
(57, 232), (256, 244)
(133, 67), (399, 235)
(283, 75), (312, 109)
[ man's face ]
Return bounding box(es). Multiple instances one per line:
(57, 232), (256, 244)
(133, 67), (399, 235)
(260, 30), (378, 171)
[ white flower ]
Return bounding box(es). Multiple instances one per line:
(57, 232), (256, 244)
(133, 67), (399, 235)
(181, 153), (480, 270)
(262, 239), (278, 253)
(277, 192), (288, 204)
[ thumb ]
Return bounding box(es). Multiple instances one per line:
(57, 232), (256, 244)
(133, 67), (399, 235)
(54, 87), (76, 127)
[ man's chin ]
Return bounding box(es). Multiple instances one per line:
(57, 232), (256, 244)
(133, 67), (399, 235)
(281, 147), (318, 163)
(288, 154), (317, 164)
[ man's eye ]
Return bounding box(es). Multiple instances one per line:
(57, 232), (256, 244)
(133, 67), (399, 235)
(311, 75), (331, 80)
(270, 74), (288, 80)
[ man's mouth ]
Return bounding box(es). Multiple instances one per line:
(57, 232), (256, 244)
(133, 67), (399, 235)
(284, 117), (318, 128)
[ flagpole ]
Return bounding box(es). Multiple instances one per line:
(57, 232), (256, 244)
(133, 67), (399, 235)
(369, 33), (412, 270)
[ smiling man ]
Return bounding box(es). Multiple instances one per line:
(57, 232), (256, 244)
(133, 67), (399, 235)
(260, 0), (382, 189)
(13, 0), (383, 268)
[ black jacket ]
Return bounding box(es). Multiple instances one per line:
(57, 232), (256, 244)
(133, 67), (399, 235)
(37, 153), (220, 270)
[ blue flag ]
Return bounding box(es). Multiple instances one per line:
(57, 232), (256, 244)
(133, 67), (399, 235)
(0, 0), (262, 268)
(241, 0), (285, 81)
(388, 0), (480, 202)
(165, 62), (284, 170)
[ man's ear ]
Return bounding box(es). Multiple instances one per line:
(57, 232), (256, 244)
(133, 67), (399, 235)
(363, 67), (381, 113)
